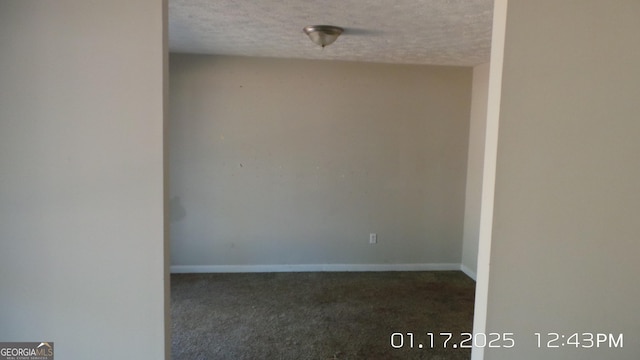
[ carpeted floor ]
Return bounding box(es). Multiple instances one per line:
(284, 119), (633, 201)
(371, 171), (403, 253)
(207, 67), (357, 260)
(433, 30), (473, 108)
(171, 271), (475, 360)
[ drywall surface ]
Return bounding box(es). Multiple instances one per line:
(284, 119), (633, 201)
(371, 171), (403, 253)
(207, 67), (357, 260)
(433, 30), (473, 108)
(169, 54), (472, 268)
(0, 1), (168, 359)
(461, 62), (490, 279)
(484, 0), (640, 359)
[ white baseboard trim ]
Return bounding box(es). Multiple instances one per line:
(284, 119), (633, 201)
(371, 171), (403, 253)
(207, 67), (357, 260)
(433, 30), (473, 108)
(171, 263), (461, 274)
(460, 264), (477, 281)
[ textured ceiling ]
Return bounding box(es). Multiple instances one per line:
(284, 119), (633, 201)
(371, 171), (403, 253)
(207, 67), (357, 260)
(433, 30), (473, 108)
(169, 0), (493, 66)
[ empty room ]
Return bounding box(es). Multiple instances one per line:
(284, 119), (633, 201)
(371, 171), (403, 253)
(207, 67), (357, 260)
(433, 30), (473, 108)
(168, 1), (490, 359)
(2, 1), (639, 360)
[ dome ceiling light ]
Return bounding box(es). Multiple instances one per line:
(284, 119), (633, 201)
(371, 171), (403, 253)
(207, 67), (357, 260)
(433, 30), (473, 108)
(303, 25), (344, 48)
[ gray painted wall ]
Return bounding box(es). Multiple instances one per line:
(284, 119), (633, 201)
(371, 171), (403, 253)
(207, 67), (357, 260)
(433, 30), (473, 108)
(484, 0), (640, 359)
(169, 54), (472, 268)
(461, 63), (490, 279)
(0, 1), (168, 359)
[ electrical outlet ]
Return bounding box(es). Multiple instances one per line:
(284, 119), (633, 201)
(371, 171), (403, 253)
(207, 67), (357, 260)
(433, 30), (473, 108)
(369, 233), (377, 244)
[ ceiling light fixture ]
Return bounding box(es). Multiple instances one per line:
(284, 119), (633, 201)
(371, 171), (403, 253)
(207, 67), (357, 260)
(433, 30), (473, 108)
(303, 25), (344, 48)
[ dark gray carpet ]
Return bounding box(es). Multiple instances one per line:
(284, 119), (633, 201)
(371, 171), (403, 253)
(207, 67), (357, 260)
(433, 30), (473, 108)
(171, 271), (475, 360)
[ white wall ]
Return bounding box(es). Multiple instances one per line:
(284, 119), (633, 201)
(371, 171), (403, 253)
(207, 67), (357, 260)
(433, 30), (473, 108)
(0, 1), (168, 359)
(482, 0), (640, 359)
(461, 62), (490, 280)
(169, 54), (472, 271)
